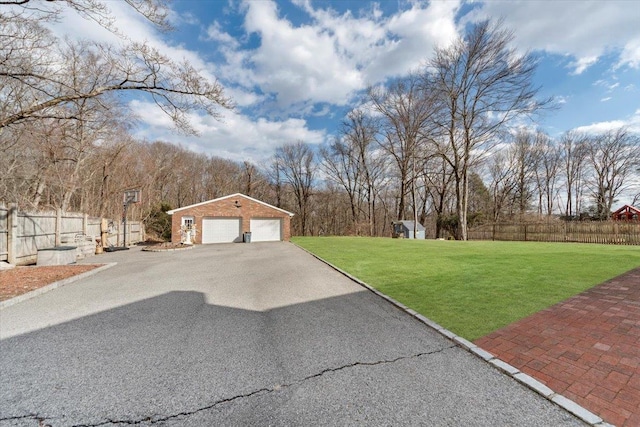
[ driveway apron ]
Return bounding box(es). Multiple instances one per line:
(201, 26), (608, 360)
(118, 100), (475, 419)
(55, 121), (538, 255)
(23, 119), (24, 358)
(1, 243), (585, 426)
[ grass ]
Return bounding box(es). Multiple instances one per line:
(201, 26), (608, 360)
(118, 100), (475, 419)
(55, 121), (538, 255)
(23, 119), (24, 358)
(292, 236), (640, 341)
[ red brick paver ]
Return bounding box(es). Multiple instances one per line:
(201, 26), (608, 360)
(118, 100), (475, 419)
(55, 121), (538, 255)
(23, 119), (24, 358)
(476, 268), (640, 427)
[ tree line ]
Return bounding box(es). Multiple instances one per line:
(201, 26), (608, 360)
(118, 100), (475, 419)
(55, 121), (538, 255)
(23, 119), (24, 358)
(1, 5), (638, 240)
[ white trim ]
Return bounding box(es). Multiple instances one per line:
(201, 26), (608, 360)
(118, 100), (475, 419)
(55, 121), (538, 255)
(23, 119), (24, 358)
(166, 193), (294, 216)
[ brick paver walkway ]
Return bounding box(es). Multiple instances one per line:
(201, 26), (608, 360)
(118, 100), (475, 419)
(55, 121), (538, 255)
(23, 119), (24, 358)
(475, 268), (640, 427)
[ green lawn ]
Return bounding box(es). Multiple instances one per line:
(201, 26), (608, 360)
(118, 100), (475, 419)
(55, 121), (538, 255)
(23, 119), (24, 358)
(292, 236), (640, 341)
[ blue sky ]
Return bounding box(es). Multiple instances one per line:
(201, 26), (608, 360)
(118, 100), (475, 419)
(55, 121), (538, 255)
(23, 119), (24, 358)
(54, 0), (640, 163)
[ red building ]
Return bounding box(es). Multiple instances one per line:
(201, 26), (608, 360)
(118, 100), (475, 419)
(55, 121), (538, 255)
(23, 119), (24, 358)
(612, 205), (640, 221)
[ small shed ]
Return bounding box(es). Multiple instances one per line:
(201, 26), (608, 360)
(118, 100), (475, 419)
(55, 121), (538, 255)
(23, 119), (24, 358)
(612, 205), (640, 221)
(167, 193), (294, 244)
(392, 220), (425, 239)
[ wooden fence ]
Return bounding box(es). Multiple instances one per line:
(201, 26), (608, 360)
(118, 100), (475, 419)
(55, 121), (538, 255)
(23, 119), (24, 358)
(0, 202), (144, 265)
(468, 221), (640, 245)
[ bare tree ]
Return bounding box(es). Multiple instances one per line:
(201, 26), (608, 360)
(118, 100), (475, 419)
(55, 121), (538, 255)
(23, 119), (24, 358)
(421, 152), (455, 237)
(0, 0), (170, 30)
(510, 130), (540, 217)
(0, 1), (232, 134)
(488, 149), (518, 223)
(429, 20), (548, 239)
(268, 159), (284, 209)
(242, 161), (257, 197)
(91, 136), (132, 217)
(320, 136), (362, 232)
(368, 74), (437, 233)
(311, 183), (351, 236)
(320, 108), (385, 235)
(559, 131), (588, 218)
(532, 132), (561, 217)
(585, 128), (640, 219)
(274, 142), (316, 236)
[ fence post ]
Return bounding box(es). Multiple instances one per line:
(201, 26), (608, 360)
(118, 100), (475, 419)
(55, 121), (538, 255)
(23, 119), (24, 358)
(83, 214), (88, 237)
(55, 208), (62, 246)
(7, 203), (18, 265)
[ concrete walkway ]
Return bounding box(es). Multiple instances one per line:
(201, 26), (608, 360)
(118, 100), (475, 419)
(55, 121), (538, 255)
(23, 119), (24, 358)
(476, 268), (640, 427)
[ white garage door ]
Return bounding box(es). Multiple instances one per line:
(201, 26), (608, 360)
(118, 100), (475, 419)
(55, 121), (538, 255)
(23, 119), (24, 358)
(202, 218), (241, 244)
(250, 218), (282, 242)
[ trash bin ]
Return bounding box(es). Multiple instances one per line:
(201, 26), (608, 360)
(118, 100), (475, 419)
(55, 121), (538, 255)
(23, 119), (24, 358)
(243, 232), (252, 243)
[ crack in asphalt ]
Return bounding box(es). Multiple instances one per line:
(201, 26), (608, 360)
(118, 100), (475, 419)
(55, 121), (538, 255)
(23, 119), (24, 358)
(298, 345), (455, 384)
(0, 414), (52, 426)
(3, 346), (455, 426)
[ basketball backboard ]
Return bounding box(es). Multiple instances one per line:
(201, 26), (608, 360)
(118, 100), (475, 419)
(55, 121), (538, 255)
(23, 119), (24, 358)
(123, 189), (141, 204)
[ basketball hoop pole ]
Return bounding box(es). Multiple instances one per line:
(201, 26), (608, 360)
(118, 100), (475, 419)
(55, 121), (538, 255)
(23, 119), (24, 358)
(106, 190), (138, 252)
(120, 189), (139, 249)
(122, 198), (131, 249)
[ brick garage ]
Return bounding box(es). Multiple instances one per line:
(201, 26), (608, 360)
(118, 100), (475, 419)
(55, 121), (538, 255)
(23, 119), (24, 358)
(167, 193), (293, 244)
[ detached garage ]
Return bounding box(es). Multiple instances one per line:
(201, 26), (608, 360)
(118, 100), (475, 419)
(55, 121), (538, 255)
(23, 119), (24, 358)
(167, 193), (294, 244)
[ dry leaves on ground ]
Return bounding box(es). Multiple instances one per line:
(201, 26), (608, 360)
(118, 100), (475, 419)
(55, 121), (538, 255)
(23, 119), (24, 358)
(0, 264), (102, 301)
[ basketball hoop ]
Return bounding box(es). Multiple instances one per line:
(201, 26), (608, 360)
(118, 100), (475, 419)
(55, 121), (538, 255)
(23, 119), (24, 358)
(121, 189), (141, 249)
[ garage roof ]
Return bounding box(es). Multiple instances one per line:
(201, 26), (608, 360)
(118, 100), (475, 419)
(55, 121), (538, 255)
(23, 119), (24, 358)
(166, 193), (295, 217)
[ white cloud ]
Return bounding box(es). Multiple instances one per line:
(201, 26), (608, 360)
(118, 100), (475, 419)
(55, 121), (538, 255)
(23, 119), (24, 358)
(233, 0), (459, 108)
(573, 109), (640, 134)
(569, 56), (598, 75)
(129, 101), (325, 163)
(467, 1), (640, 74)
(601, 97), (612, 102)
(206, 21), (240, 49)
(366, 1), (459, 81)
(223, 87), (264, 107)
(619, 37), (640, 69)
(241, 1), (364, 107)
(594, 79), (621, 92)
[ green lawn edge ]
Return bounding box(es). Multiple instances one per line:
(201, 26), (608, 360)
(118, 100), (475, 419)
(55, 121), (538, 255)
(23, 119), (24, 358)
(293, 236), (640, 341)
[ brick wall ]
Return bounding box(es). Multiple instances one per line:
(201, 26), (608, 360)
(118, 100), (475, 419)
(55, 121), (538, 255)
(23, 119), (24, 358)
(170, 194), (291, 243)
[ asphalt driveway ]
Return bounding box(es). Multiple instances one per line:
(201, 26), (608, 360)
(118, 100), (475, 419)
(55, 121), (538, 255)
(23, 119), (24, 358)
(1, 243), (585, 426)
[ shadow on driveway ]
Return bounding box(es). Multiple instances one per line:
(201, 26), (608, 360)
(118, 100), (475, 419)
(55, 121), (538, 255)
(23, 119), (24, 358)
(2, 289), (586, 426)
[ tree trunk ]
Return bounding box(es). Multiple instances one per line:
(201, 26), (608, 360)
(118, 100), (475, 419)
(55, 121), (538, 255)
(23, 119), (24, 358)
(459, 169), (469, 240)
(397, 178), (407, 220)
(32, 178), (46, 209)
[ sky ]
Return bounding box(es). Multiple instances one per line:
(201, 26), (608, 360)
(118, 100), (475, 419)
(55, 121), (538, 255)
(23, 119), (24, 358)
(54, 0), (640, 164)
